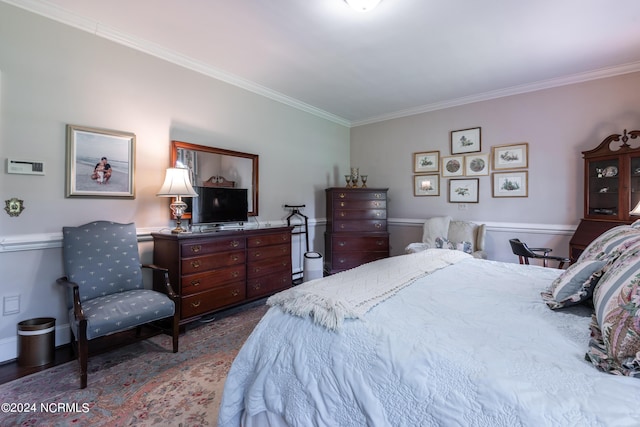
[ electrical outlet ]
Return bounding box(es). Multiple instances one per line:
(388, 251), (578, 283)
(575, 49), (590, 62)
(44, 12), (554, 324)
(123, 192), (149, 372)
(458, 203), (468, 210)
(3, 295), (20, 315)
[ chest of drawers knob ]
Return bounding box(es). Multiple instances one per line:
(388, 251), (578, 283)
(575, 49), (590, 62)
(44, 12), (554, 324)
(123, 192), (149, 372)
(191, 245), (202, 253)
(190, 260), (201, 269)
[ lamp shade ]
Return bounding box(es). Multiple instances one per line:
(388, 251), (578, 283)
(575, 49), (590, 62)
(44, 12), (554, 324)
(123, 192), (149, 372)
(156, 168), (198, 197)
(630, 200), (640, 216)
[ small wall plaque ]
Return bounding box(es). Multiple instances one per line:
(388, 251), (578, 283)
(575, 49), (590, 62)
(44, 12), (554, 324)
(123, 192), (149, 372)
(4, 198), (25, 217)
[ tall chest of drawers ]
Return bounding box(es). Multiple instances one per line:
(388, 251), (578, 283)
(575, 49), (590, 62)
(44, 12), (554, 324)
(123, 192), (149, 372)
(325, 187), (389, 275)
(152, 226), (292, 324)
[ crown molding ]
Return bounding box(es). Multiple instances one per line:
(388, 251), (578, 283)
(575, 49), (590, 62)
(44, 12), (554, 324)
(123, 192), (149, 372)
(1, 0), (351, 128)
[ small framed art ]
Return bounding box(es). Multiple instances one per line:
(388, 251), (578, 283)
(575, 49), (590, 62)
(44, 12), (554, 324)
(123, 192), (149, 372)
(464, 153), (489, 176)
(492, 143), (528, 170)
(442, 155), (464, 177)
(66, 124), (136, 198)
(451, 127), (481, 154)
(449, 178), (479, 203)
(413, 151), (440, 173)
(492, 171), (528, 197)
(414, 174), (440, 196)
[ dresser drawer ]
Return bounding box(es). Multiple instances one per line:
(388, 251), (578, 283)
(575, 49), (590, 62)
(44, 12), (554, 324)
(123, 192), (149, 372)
(332, 190), (386, 201)
(333, 209), (386, 220)
(181, 265), (246, 295)
(333, 220), (387, 232)
(181, 238), (245, 257)
(248, 244), (290, 262)
(247, 232), (291, 248)
(180, 250), (245, 275)
(332, 199), (386, 210)
(331, 234), (389, 252)
(247, 271), (291, 298)
(330, 251), (388, 271)
(181, 282), (246, 319)
(248, 257), (291, 279)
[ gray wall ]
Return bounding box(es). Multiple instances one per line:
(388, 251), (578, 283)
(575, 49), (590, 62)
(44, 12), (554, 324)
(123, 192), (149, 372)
(0, 3), (349, 361)
(350, 72), (640, 260)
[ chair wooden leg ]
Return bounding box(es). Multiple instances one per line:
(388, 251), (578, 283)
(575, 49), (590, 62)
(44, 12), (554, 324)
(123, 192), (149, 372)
(172, 312), (180, 353)
(78, 320), (88, 389)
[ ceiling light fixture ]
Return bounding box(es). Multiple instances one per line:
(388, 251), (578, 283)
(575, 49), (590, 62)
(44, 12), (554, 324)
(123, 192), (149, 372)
(344, 0), (382, 12)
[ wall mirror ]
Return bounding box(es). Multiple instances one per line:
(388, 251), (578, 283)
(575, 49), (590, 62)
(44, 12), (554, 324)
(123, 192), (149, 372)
(171, 140), (259, 217)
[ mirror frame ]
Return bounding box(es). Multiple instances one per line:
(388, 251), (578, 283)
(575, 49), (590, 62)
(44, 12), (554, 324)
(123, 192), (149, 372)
(171, 140), (259, 217)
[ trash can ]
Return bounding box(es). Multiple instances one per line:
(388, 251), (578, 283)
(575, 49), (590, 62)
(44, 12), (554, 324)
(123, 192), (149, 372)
(17, 317), (55, 367)
(303, 252), (323, 282)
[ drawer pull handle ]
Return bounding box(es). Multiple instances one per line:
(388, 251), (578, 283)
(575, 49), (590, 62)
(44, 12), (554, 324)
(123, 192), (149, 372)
(231, 271), (239, 278)
(191, 245), (201, 253)
(254, 252), (261, 258)
(254, 239), (262, 245)
(340, 212), (346, 217)
(339, 259), (346, 264)
(191, 300), (201, 308)
(340, 202), (345, 207)
(231, 240), (240, 248)
(376, 240), (384, 246)
(339, 193), (346, 198)
(281, 235), (288, 241)
(254, 267), (261, 273)
(282, 261), (288, 267)
(253, 283), (262, 290)
(232, 255), (239, 261)
(338, 241), (346, 247)
(375, 223), (382, 229)
(190, 260), (201, 268)
(375, 193), (382, 199)
(340, 224), (345, 229)
(231, 289), (240, 297)
(190, 280), (200, 287)
(374, 202), (380, 207)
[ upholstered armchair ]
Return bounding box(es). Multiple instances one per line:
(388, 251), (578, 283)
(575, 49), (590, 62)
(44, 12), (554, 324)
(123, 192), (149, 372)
(405, 216), (487, 259)
(57, 221), (180, 389)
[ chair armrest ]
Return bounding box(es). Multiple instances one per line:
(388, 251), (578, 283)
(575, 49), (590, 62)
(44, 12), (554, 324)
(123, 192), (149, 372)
(142, 264), (178, 299)
(56, 276), (85, 321)
(529, 247), (552, 256)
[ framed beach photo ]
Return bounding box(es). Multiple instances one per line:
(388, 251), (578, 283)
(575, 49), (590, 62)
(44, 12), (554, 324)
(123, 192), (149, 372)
(66, 124), (136, 198)
(448, 178), (479, 203)
(450, 127), (481, 154)
(414, 174), (440, 196)
(464, 153), (489, 176)
(492, 171), (528, 197)
(442, 155), (464, 177)
(413, 151), (440, 173)
(492, 143), (528, 170)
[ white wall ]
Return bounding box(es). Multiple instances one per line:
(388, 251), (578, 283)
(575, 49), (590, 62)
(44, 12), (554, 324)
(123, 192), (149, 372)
(351, 72), (640, 260)
(0, 3), (348, 362)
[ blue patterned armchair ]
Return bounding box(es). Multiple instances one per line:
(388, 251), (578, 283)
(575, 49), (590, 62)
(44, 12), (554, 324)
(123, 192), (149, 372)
(57, 221), (179, 389)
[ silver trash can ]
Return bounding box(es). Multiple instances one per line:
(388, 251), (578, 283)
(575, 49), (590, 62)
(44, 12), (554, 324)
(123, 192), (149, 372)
(303, 252), (323, 282)
(17, 317), (55, 367)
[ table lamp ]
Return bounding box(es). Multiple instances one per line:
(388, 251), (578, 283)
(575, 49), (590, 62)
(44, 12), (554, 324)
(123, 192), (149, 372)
(157, 167), (198, 233)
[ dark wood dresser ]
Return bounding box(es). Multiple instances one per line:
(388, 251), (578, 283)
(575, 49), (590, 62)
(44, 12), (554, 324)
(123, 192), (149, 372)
(324, 187), (389, 275)
(152, 226), (292, 324)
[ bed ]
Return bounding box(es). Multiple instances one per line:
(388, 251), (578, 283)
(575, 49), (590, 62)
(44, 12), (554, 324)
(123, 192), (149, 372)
(218, 238), (640, 426)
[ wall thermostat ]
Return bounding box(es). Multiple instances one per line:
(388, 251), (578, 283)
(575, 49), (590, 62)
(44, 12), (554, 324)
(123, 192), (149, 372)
(6, 158), (45, 175)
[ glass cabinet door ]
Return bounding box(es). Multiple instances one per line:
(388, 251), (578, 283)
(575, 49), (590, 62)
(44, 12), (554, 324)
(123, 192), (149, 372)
(587, 158), (619, 218)
(630, 156), (640, 215)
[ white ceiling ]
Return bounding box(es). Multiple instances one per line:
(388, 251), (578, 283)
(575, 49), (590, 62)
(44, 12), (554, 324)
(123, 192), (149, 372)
(6, 0), (640, 126)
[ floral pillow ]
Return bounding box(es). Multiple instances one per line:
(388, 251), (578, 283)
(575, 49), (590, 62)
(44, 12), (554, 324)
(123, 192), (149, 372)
(578, 225), (640, 262)
(435, 237), (472, 254)
(541, 259), (607, 309)
(586, 241), (640, 377)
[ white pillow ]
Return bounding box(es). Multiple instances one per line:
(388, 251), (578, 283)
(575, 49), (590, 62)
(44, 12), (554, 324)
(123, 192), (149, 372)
(421, 216), (451, 249)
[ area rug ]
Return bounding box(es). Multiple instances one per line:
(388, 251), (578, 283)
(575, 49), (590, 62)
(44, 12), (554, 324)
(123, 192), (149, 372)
(0, 303), (268, 426)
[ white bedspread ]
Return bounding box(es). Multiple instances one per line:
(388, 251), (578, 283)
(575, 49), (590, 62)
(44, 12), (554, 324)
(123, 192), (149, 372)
(218, 256), (640, 427)
(267, 249), (470, 330)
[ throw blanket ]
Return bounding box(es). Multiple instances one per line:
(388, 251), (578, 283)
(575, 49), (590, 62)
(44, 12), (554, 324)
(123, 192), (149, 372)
(267, 249), (470, 330)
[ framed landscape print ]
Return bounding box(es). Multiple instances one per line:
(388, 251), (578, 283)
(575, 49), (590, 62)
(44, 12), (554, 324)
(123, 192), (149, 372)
(413, 151), (440, 173)
(464, 153), (489, 176)
(442, 155), (464, 177)
(492, 142), (528, 170)
(448, 178), (479, 203)
(450, 127), (481, 154)
(66, 124), (136, 198)
(414, 174), (440, 196)
(492, 171), (528, 197)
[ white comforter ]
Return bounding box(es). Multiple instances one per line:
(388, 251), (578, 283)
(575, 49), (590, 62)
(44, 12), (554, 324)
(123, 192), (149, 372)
(218, 255), (640, 427)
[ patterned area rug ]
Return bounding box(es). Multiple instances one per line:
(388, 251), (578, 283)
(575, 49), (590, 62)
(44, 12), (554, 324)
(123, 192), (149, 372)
(0, 303), (268, 426)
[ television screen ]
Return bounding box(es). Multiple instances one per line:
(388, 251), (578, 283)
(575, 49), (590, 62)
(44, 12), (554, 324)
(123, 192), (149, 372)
(194, 187), (248, 224)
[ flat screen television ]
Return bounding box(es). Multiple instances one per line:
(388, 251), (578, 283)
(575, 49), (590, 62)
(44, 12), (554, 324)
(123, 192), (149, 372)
(192, 187), (248, 225)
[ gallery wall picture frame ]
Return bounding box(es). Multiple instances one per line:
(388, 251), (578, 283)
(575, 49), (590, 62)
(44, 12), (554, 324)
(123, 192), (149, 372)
(448, 178), (479, 203)
(414, 174), (440, 196)
(66, 124), (136, 198)
(492, 171), (528, 198)
(442, 155), (464, 177)
(464, 153), (489, 176)
(492, 142), (528, 170)
(413, 151), (440, 173)
(450, 127), (481, 154)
